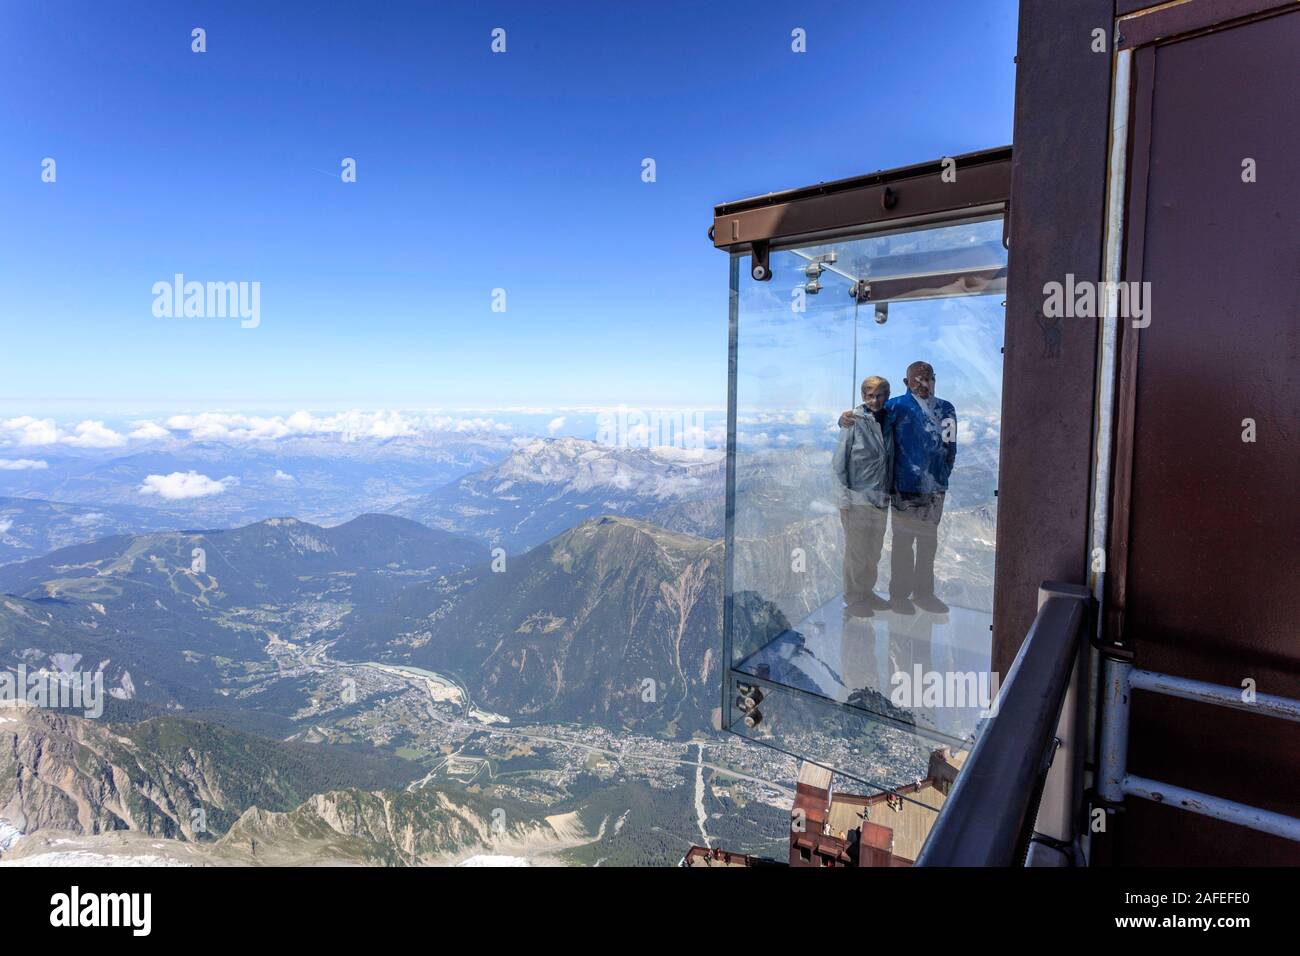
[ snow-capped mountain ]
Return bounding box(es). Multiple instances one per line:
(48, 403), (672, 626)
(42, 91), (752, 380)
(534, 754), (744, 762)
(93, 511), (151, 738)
(391, 437), (725, 550)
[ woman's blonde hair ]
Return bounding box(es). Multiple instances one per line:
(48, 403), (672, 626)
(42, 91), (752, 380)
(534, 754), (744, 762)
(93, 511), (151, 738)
(861, 375), (891, 397)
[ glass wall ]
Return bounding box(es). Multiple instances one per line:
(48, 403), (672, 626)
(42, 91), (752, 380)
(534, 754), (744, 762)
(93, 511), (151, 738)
(724, 215), (1007, 829)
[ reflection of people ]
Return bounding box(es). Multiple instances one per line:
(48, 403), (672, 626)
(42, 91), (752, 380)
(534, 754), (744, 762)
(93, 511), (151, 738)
(837, 360), (956, 614)
(832, 376), (894, 616)
(886, 361), (956, 614)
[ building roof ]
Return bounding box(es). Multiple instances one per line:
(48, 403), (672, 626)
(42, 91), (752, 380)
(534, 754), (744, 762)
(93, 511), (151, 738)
(682, 846), (778, 868)
(798, 762), (833, 792)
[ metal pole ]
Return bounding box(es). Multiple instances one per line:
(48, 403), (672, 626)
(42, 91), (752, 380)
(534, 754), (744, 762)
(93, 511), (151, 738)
(1032, 582), (1092, 851)
(851, 299), (859, 408)
(1081, 47), (1135, 864)
(1122, 775), (1300, 843)
(1129, 668), (1300, 723)
(1087, 46), (1133, 615)
(1097, 657), (1131, 804)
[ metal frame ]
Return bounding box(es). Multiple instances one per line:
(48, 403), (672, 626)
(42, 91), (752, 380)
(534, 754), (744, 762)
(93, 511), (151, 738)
(1117, 0), (1298, 49)
(1094, 0), (1300, 863)
(1098, 658), (1300, 842)
(916, 582), (1093, 867)
(716, 153), (1015, 791)
(1026, 582), (1093, 865)
(710, 147), (1011, 256)
(991, 0), (1113, 683)
(1090, 45), (1135, 656)
(720, 254), (739, 737)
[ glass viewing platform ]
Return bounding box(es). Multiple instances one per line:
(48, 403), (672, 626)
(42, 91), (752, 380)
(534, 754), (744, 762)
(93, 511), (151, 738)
(722, 213), (1009, 848)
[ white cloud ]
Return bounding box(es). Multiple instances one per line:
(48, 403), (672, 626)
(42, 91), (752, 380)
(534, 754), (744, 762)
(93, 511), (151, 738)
(64, 420), (126, 448)
(165, 412), (293, 442)
(161, 409), (511, 443)
(0, 518), (12, 535)
(0, 409), (516, 453)
(546, 417), (566, 435)
(736, 410), (813, 426)
(957, 413), (1001, 444)
(681, 423), (726, 448)
(1, 416), (61, 446)
(139, 471), (233, 500)
(273, 469), (295, 483)
(0, 458), (48, 470)
(1, 417), (126, 449)
(363, 411), (416, 440)
(129, 421), (172, 440)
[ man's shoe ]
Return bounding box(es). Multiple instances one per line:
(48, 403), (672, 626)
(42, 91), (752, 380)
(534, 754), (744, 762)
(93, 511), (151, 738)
(888, 596), (915, 615)
(844, 600), (875, 619)
(865, 592), (891, 610)
(912, 593), (950, 613)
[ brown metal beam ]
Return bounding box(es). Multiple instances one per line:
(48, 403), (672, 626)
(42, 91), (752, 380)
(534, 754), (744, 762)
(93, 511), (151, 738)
(861, 267), (1008, 305)
(1118, 0), (1297, 48)
(991, 0), (1114, 678)
(710, 148), (1012, 254)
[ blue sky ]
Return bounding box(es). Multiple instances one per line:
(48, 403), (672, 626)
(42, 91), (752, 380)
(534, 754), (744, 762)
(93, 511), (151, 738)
(0, 0), (1017, 415)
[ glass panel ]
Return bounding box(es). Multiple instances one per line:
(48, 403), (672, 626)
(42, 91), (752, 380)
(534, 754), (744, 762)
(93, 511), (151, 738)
(725, 675), (971, 864)
(725, 215), (1006, 802)
(726, 676), (962, 803)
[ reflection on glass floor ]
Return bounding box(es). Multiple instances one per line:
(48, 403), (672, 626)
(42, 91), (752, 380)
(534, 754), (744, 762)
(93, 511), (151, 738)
(734, 591), (993, 745)
(725, 674), (967, 804)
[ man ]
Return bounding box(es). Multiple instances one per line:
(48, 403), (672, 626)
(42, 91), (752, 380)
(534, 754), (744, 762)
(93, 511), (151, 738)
(832, 375), (894, 616)
(838, 360), (956, 614)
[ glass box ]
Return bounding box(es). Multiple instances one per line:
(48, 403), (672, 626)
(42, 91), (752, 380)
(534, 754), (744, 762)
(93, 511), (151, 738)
(723, 214), (1008, 831)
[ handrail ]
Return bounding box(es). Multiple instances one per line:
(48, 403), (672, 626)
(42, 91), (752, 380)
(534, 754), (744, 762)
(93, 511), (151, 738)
(916, 584), (1091, 866)
(1098, 660), (1300, 842)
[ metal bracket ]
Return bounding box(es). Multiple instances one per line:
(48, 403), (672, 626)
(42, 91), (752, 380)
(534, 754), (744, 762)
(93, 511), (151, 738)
(1090, 628), (1135, 662)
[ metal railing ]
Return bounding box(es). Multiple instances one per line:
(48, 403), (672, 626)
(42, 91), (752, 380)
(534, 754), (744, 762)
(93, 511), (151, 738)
(919, 578), (1300, 866)
(916, 582), (1092, 866)
(1098, 660), (1300, 842)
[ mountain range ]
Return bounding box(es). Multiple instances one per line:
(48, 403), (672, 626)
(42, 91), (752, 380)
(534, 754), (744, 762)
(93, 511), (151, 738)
(0, 707), (592, 866)
(329, 515), (725, 733)
(0, 430), (999, 865)
(0, 435), (513, 533)
(390, 437), (725, 551)
(0, 496), (176, 567)
(0, 514), (487, 719)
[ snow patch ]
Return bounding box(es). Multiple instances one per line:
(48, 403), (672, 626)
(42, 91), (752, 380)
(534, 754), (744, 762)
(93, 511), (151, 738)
(457, 855), (530, 867)
(0, 820), (23, 854)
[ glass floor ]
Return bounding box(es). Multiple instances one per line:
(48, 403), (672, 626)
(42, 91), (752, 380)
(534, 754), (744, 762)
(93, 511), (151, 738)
(735, 593), (993, 744)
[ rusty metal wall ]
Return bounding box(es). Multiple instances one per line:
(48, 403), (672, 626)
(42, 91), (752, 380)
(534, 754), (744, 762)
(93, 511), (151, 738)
(992, 0), (1113, 677)
(1111, 7), (1300, 865)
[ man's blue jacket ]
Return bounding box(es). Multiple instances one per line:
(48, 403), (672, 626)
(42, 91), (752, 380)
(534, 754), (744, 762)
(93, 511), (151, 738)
(886, 392), (957, 494)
